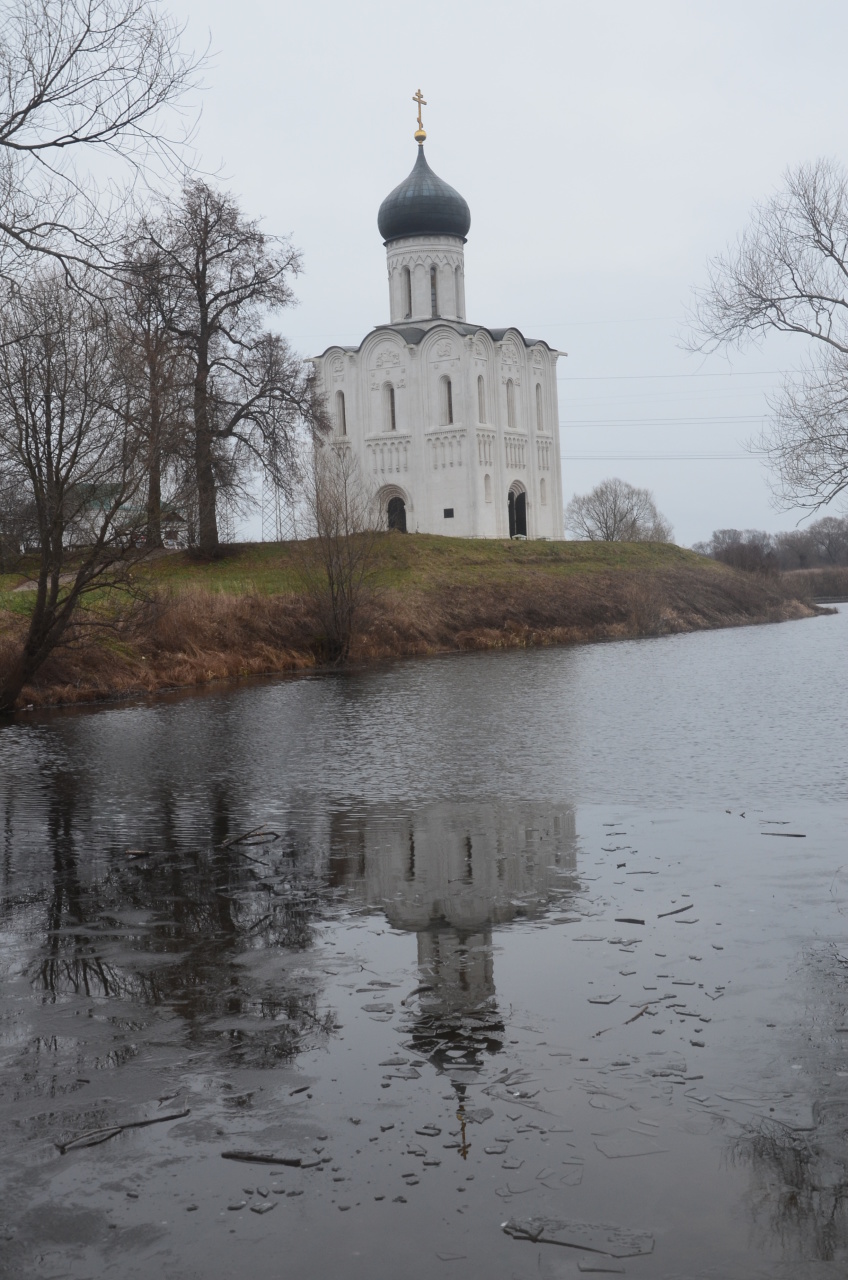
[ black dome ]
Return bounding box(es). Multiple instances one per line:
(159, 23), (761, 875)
(378, 146), (471, 243)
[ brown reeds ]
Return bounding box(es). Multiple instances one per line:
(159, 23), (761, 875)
(781, 566), (848, 601)
(0, 558), (825, 712)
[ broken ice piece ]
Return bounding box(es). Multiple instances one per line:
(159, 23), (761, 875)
(502, 1217), (654, 1257)
(577, 1259), (625, 1274)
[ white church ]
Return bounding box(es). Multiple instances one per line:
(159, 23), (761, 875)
(312, 94), (565, 539)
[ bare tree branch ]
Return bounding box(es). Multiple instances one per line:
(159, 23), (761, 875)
(0, 0), (203, 280)
(688, 159), (848, 510)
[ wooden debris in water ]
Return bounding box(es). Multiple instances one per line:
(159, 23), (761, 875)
(57, 1109), (190, 1153)
(221, 1150), (302, 1166)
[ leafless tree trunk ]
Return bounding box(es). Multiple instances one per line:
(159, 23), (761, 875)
(0, 0), (202, 280)
(566, 477), (673, 542)
(140, 181), (328, 556)
(296, 443), (380, 664)
(689, 158), (848, 511)
(116, 247), (193, 548)
(0, 270), (145, 713)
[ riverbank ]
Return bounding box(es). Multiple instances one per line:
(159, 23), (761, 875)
(0, 536), (827, 710)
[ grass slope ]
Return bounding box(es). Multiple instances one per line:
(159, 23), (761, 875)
(0, 535), (823, 710)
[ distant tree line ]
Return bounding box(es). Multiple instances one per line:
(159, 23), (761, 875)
(693, 516), (848, 573)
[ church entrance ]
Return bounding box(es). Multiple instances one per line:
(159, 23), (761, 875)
(507, 487), (527, 538)
(387, 496), (407, 532)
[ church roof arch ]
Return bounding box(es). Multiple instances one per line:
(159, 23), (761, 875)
(359, 328), (408, 369)
(314, 324), (561, 364)
(418, 324), (465, 364)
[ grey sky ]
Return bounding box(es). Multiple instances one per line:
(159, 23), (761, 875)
(170, 0), (848, 545)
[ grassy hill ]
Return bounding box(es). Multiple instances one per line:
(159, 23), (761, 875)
(0, 535), (825, 710)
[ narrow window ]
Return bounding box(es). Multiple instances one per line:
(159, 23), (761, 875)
(484, 473), (492, 503)
(540, 477), (547, 505)
(454, 265), (462, 319)
(401, 266), (411, 319)
(335, 389), (346, 436)
(506, 378), (515, 430)
(430, 265), (438, 317)
(440, 375), (453, 425)
(536, 382), (543, 432)
(383, 381), (396, 432)
(477, 374), (486, 423)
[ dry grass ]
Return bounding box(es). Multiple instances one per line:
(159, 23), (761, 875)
(0, 542), (825, 711)
(781, 566), (848, 600)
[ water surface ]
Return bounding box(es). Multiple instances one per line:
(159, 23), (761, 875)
(0, 612), (845, 1279)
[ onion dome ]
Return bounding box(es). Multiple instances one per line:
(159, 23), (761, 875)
(377, 146), (471, 243)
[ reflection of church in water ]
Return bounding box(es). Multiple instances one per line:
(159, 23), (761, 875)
(329, 801), (577, 1078)
(312, 91), (565, 540)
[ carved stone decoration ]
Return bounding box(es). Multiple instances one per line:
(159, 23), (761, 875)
(436, 340), (453, 358)
(474, 341), (486, 359)
(331, 356), (345, 382)
(374, 347), (401, 369)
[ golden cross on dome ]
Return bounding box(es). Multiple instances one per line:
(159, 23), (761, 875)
(412, 88), (427, 142)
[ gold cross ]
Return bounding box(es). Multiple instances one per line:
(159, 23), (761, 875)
(412, 88), (427, 132)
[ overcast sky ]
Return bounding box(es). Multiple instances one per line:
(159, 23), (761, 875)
(169, 0), (848, 545)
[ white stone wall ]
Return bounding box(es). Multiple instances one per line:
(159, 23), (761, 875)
(314, 320), (564, 540)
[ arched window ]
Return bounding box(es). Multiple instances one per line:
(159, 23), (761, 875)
(506, 378), (516, 430)
(439, 375), (453, 426)
(383, 381), (397, 432)
(540, 477), (547, 505)
(477, 375), (486, 423)
(455, 266), (462, 319)
(335, 389), (347, 436)
(536, 382), (543, 432)
(484, 473), (492, 503)
(430, 265), (438, 317)
(401, 266), (412, 319)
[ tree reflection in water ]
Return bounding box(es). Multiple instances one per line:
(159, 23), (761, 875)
(729, 942), (848, 1263)
(2, 761), (581, 1109)
(3, 771), (341, 1078)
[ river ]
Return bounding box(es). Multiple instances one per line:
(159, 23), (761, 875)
(0, 610), (846, 1279)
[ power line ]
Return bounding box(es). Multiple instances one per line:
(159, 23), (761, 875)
(566, 453), (756, 461)
(558, 370), (786, 382)
(561, 415), (763, 427)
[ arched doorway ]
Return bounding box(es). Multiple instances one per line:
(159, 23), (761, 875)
(507, 484), (527, 538)
(387, 495), (407, 532)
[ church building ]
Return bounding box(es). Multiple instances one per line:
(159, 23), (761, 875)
(312, 94), (564, 539)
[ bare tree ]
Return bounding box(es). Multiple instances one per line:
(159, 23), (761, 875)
(566, 477), (673, 542)
(115, 246), (192, 546)
(808, 513), (848, 565)
(0, 269), (145, 713)
(0, 466), (38, 570)
(296, 442), (380, 664)
(692, 528), (777, 574)
(689, 159), (848, 511)
(141, 180), (327, 555)
(0, 0), (201, 279)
